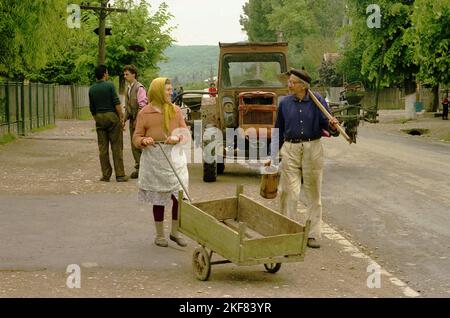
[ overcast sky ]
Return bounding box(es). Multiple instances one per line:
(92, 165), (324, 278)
(145, 0), (249, 45)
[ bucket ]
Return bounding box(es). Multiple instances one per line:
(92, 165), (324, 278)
(414, 101), (423, 112)
(260, 166), (279, 199)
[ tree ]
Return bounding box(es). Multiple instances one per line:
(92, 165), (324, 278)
(105, 0), (174, 91)
(407, 0), (450, 110)
(239, 0), (277, 42)
(336, 43), (364, 84)
(0, 0), (71, 80)
(240, 0), (345, 78)
(408, 0), (450, 86)
(41, 0), (174, 86)
(318, 60), (342, 87)
(344, 0), (418, 91)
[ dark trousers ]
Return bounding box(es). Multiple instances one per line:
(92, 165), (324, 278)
(129, 119), (142, 170)
(94, 112), (125, 178)
(443, 104), (448, 120)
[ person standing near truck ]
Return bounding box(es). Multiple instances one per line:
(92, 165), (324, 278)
(208, 82), (217, 97)
(123, 64), (147, 179)
(270, 68), (339, 248)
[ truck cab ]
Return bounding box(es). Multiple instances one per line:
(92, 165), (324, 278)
(178, 42), (290, 182)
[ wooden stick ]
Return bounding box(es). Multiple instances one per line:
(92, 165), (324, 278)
(307, 89), (353, 144)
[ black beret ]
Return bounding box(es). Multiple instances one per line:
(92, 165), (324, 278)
(287, 68), (312, 84)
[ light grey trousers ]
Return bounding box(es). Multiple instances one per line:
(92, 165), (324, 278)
(278, 139), (324, 239)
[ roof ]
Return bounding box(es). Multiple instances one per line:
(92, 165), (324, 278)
(219, 42), (288, 48)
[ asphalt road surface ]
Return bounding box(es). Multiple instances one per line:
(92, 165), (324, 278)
(322, 126), (450, 297)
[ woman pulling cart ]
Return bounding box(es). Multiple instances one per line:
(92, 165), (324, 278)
(133, 77), (191, 247)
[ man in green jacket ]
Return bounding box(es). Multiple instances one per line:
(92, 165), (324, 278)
(89, 64), (128, 182)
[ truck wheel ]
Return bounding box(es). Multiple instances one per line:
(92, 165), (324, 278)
(203, 160), (217, 182)
(217, 157), (225, 175)
(264, 263), (281, 273)
(203, 127), (220, 182)
(217, 163), (225, 175)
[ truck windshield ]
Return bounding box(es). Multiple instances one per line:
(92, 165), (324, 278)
(221, 53), (286, 88)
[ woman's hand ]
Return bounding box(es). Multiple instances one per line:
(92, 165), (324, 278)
(141, 136), (155, 147)
(165, 135), (180, 145)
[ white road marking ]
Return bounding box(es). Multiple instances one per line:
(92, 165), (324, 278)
(322, 224), (420, 297)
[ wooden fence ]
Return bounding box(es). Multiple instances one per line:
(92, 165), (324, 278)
(54, 85), (90, 119)
(0, 81), (55, 137)
(325, 86), (438, 111)
(0, 81), (90, 138)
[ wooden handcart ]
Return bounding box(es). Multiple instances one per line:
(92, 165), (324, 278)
(177, 185), (310, 281)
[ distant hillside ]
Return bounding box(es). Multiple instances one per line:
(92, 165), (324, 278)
(157, 45), (219, 85)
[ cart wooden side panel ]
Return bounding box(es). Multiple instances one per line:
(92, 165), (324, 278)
(193, 197), (238, 221)
(238, 195), (309, 264)
(178, 199), (241, 264)
(178, 187), (310, 268)
(240, 233), (307, 265)
(238, 194), (303, 235)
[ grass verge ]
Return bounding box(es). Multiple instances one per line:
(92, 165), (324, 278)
(31, 124), (56, 133)
(77, 107), (93, 121)
(0, 133), (17, 145)
(390, 117), (412, 124)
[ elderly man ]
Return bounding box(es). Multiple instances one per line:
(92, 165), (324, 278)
(123, 64), (147, 179)
(271, 68), (339, 248)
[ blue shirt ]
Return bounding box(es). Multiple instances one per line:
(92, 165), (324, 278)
(273, 92), (333, 150)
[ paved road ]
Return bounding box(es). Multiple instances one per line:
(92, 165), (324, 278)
(322, 126), (450, 297)
(0, 121), (409, 297)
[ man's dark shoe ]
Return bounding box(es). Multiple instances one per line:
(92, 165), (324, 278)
(99, 177), (110, 182)
(116, 176), (129, 182)
(130, 170), (139, 179)
(307, 238), (320, 248)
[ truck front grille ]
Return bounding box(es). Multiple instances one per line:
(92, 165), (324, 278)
(242, 111), (273, 124)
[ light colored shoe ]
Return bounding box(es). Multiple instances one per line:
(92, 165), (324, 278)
(170, 219), (187, 247)
(154, 221), (167, 247)
(154, 236), (168, 247)
(307, 238), (320, 248)
(170, 233), (187, 247)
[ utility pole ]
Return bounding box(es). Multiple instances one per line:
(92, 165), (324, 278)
(373, 39), (386, 123)
(80, 1), (127, 65)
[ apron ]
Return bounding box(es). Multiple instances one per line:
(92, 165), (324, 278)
(137, 143), (189, 206)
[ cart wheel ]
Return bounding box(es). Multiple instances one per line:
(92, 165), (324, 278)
(192, 246), (211, 281)
(264, 263), (281, 273)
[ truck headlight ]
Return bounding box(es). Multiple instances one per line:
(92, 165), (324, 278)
(224, 102), (234, 113)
